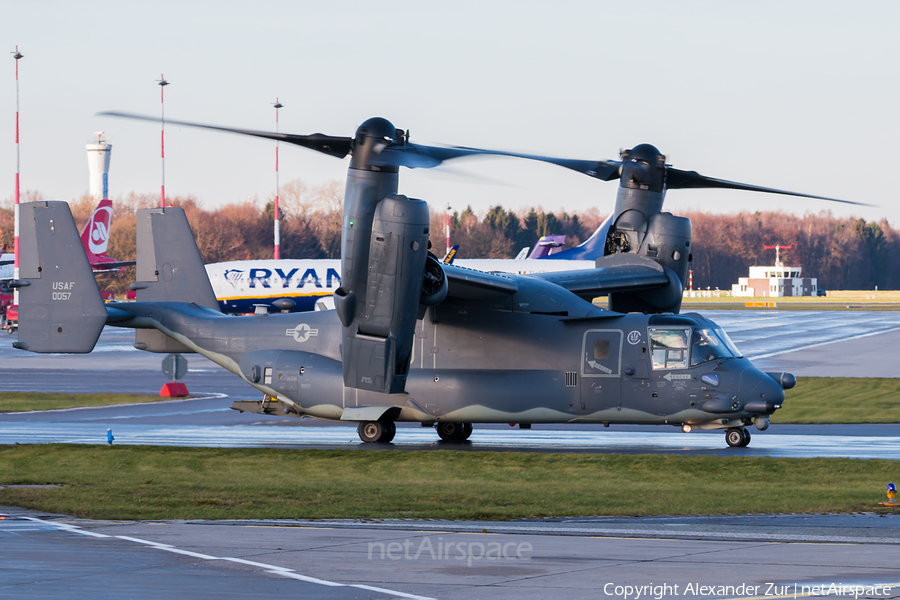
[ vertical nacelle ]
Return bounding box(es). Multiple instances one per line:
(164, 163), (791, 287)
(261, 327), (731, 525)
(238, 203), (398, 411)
(335, 184), (431, 394)
(641, 212), (691, 288)
(607, 212), (690, 314)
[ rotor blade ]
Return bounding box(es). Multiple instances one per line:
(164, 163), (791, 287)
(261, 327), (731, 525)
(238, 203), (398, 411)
(97, 111), (353, 158)
(374, 142), (622, 180)
(665, 167), (870, 206)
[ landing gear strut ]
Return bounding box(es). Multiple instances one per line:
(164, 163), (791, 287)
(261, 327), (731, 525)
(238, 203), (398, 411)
(725, 426), (751, 448)
(358, 420), (396, 444)
(436, 422), (473, 442)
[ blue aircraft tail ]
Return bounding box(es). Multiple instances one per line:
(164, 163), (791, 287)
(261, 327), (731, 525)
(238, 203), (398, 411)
(541, 214), (612, 261)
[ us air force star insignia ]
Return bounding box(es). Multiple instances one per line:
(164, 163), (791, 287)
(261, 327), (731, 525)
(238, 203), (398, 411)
(286, 323), (319, 343)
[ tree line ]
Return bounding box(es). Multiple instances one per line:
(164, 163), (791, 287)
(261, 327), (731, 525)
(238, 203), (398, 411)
(2, 179), (898, 293)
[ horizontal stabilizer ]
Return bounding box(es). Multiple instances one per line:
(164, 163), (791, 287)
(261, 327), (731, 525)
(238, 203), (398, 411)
(93, 260), (136, 271)
(13, 201), (107, 353)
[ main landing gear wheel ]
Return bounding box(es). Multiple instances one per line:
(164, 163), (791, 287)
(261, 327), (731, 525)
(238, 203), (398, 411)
(358, 421), (396, 444)
(725, 427), (751, 448)
(436, 422), (472, 442)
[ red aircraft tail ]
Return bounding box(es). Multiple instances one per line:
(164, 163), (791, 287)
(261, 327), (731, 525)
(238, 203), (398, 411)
(77, 198), (133, 273)
(80, 198), (113, 259)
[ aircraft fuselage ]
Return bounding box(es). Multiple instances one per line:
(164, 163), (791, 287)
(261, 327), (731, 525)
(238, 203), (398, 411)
(109, 290), (784, 431)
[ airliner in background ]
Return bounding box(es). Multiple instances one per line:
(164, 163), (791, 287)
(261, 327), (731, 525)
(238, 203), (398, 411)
(205, 229), (607, 314)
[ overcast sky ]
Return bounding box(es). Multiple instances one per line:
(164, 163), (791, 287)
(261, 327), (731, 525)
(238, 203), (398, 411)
(2, 1), (898, 227)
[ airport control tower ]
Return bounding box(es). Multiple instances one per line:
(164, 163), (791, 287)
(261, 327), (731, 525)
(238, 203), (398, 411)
(86, 133), (112, 200)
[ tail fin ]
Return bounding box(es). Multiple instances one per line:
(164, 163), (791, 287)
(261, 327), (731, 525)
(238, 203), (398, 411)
(542, 215), (612, 261)
(442, 244), (459, 264)
(132, 206), (219, 310)
(13, 201), (107, 353)
(80, 197), (113, 257)
(528, 234), (567, 259)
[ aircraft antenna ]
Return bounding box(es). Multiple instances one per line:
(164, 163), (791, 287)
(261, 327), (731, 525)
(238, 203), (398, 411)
(446, 203), (451, 257)
(11, 46), (23, 305)
(763, 244), (792, 267)
(157, 75), (169, 207)
(273, 98), (283, 260)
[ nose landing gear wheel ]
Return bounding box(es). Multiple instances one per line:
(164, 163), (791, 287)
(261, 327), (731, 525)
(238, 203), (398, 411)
(358, 420), (396, 443)
(725, 427), (751, 448)
(436, 422), (472, 442)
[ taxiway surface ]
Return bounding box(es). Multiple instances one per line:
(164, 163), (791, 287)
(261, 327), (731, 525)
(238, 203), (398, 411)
(2, 507), (899, 600)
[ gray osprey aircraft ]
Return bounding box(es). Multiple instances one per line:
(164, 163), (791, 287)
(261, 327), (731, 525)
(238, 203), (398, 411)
(12, 117), (797, 447)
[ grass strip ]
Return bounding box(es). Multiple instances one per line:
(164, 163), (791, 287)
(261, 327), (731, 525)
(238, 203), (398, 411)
(679, 292), (900, 311)
(774, 377), (900, 424)
(0, 445), (896, 520)
(0, 392), (174, 413)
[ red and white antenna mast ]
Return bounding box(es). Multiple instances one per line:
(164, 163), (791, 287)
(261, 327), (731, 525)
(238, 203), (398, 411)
(446, 204), (451, 257)
(763, 244), (792, 267)
(273, 98), (283, 260)
(12, 46), (23, 304)
(157, 75), (169, 208)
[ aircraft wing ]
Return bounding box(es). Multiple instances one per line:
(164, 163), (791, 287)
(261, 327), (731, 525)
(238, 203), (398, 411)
(442, 263), (519, 300)
(530, 254), (673, 301)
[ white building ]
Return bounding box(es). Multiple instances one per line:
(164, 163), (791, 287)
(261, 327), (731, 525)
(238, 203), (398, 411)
(732, 265), (818, 297)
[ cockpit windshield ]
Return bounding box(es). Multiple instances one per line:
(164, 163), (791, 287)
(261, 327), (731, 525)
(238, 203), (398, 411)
(649, 325), (743, 370)
(690, 328), (740, 366)
(714, 327), (742, 358)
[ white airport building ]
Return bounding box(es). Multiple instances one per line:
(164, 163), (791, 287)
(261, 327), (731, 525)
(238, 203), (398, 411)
(731, 264), (818, 297)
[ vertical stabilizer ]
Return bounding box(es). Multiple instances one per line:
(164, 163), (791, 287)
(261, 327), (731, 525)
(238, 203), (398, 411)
(133, 206), (219, 310)
(13, 201), (107, 353)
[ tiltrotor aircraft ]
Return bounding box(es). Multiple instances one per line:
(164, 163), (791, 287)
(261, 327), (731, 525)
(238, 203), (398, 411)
(13, 116), (811, 447)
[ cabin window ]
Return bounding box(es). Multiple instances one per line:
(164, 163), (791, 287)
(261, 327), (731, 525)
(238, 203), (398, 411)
(582, 330), (622, 377)
(649, 328), (690, 370)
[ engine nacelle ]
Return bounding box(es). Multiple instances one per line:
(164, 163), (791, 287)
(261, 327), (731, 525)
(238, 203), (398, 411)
(335, 193), (431, 394)
(640, 212), (691, 289)
(420, 254), (448, 306)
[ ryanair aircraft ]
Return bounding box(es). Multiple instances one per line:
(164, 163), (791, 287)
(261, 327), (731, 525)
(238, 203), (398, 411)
(206, 256), (595, 314)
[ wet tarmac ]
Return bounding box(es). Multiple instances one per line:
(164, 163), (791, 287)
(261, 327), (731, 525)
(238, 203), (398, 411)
(2, 506), (899, 600)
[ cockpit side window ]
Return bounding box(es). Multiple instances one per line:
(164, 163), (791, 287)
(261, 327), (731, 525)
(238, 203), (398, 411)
(649, 327), (690, 370)
(690, 328), (738, 366)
